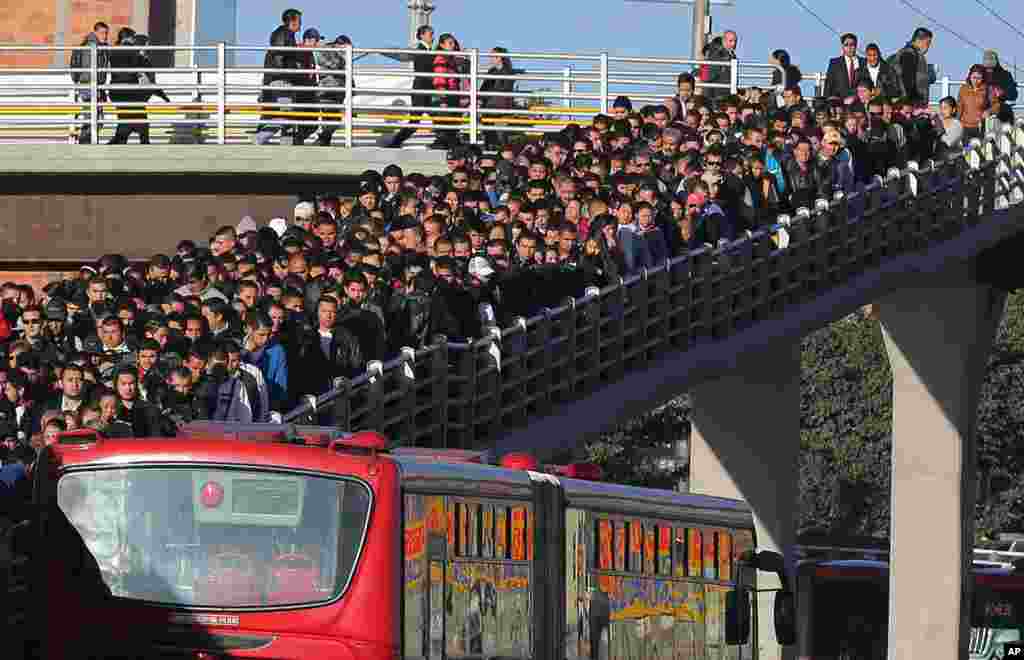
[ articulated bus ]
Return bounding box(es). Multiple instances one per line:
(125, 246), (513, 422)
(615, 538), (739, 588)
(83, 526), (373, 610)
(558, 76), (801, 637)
(794, 544), (1024, 660)
(7, 422), (789, 659)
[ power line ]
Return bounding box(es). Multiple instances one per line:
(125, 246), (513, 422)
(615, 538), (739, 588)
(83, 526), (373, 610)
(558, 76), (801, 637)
(896, 0), (986, 52)
(972, 0), (1024, 43)
(789, 0), (840, 37)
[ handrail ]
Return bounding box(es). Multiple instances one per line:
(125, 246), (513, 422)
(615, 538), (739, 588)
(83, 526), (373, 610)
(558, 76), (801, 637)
(0, 43), (782, 146)
(281, 120), (1024, 449)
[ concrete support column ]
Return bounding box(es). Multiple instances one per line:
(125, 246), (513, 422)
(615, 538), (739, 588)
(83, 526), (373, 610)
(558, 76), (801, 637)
(689, 342), (802, 660)
(880, 271), (1006, 660)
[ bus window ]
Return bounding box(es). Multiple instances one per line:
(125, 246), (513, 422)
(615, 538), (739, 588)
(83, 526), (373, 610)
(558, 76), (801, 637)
(629, 521), (643, 573)
(717, 532), (732, 582)
(657, 525), (672, 576)
(495, 507), (508, 560)
(702, 529), (718, 580)
(403, 495), (428, 658)
(688, 529), (702, 578)
(57, 467), (369, 609)
(614, 521), (627, 572)
(644, 525), (656, 575)
(481, 505), (494, 559)
(598, 519), (613, 571)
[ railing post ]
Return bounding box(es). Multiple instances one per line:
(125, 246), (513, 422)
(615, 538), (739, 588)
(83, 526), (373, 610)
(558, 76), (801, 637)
(431, 335), (449, 448)
(89, 42), (98, 145)
(344, 44), (354, 148)
(562, 66), (573, 111)
(729, 59), (739, 95)
(469, 48), (479, 145)
(216, 42), (226, 145)
(941, 76), (950, 103)
(599, 52), (609, 114)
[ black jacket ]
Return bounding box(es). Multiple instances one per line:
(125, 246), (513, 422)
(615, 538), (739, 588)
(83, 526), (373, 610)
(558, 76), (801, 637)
(298, 326), (365, 396)
(108, 50), (148, 104)
(263, 25), (300, 87)
(411, 42), (435, 108)
(824, 56), (867, 100)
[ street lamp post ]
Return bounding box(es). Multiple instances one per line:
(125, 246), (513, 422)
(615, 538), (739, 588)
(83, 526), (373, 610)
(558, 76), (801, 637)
(408, 0), (436, 46)
(624, 0), (735, 60)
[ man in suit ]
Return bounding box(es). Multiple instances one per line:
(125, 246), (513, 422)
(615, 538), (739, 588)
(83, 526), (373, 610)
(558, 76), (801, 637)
(386, 25), (436, 148)
(824, 33), (866, 102)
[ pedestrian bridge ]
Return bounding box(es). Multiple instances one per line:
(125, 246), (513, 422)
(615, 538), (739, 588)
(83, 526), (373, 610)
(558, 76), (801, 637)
(284, 122), (1024, 455)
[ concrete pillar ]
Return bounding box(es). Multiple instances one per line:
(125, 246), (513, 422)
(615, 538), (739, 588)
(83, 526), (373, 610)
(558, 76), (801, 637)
(880, 270), (1006, 660)
(689, 342), (802, 660)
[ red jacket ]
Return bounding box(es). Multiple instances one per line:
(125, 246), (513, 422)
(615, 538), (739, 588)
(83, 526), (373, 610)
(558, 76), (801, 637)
(432, 54), (458, 92)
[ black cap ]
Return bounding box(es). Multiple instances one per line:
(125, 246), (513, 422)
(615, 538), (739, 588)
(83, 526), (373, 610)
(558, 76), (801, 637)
(302, 28), (321, 41)
(358, 179), (381, 195)
(446, 148), (464, 161)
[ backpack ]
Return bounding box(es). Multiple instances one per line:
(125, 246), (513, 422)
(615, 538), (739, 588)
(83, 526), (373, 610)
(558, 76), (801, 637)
(885, 51), (908, 97)
(69, 48), (83, 83)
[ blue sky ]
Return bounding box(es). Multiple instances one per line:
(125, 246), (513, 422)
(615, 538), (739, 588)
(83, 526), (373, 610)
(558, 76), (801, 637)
(235, 0), (1024, 83)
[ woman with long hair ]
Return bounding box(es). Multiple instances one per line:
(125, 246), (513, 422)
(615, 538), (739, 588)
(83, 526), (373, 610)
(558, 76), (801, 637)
(958, 64), (988, 142)
(431, 33), (461, 148)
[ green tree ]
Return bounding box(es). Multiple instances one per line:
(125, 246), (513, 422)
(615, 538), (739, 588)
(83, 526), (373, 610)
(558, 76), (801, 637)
(592, 292), (1024, 545)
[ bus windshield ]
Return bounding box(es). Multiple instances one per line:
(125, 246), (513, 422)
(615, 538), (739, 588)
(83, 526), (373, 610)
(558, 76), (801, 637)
(56, 467), (371, 608)
(809, 578), (888, 660)
(970, 584), (1024, 655)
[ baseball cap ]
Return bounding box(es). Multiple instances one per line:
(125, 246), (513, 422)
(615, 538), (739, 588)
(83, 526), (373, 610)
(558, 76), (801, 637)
(468, 256), (496, 282)
(332, 35), (352, 45)
(983, 50), (999, 67)
(302, 28), (321, 41)
(269, 217), (289, 237)
(294, 201), (316, 221)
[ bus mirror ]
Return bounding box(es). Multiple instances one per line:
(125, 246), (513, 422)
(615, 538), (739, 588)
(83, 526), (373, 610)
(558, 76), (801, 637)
(725, 587), (751, 645)
(774, 590), (797, 645)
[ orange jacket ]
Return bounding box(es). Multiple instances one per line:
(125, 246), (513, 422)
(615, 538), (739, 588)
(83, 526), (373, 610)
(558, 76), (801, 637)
(958, 83), (988, 129)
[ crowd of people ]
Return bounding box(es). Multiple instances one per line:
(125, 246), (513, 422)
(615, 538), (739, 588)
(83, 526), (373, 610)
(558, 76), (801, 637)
(0, 19), (1015, 471)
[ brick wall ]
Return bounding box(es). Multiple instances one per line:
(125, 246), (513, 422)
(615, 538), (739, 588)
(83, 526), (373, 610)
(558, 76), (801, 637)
(0, 271), (73, 293)
(0, 0), (140, 67)
(0, 1), (58, 67)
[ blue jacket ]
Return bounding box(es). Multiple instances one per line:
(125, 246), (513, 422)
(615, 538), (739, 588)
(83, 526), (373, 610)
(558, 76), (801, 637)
(244, 341), (289, 412)
(764, 148), (786, 195)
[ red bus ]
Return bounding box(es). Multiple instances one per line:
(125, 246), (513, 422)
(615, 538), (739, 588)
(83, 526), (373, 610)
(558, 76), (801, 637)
(794, 546), (1024, 660)
(9, 422), (784, 659)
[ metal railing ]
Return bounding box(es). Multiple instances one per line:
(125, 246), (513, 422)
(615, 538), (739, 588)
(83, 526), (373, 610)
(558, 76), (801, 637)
(280, 120), (1024, 448)
(797, 71), (1024, 114)
(0, 44), (782, 146)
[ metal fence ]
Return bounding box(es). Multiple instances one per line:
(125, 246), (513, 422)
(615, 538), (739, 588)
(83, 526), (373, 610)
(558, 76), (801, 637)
(0, 44), (782, 146)
(797, 71), (1024, 114)
(280, 120), (1024, 448)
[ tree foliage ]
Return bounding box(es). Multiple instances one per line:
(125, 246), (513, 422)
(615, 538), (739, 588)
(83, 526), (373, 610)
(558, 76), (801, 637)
(591, 291), (1024, 545)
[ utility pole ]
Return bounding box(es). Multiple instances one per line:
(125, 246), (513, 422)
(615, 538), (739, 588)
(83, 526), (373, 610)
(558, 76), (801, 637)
(624, 0), (733, 60)
(408, 0), (436, 47)
(691, 0), (709, 60)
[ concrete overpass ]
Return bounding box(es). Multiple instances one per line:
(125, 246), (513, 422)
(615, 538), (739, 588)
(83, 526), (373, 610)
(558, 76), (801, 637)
(0, 144), (445, 262)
